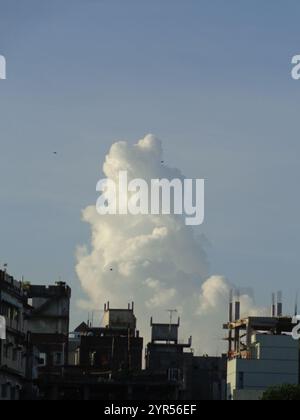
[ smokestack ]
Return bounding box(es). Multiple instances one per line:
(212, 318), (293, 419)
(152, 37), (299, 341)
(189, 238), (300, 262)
(277, 291), (282, 317)
(271, 293), (276, 317)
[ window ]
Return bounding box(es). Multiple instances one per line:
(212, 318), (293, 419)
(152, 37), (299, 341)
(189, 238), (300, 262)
(54, 352), (62, 366)
(38, 353), (47, 366)
(12, 348), (18, 362)
(10, 386), (16, 401)
(4, 345), (10, 360)
(1, 384), (8, 399)
(238, 372), (244, 390)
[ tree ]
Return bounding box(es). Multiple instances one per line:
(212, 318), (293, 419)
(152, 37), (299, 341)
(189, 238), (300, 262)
(261, 384), (300, 401)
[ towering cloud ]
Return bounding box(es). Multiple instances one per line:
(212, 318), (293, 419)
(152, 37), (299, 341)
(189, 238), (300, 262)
(76, 134), (265, 353)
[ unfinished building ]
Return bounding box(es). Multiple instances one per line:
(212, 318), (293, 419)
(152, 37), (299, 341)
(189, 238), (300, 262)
(224, 291), (300, 400)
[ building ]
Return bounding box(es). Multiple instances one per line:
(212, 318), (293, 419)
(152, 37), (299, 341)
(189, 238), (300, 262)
(145, 316), (193, 399)
(26, 282), (71, 369)
(184, 354), (227, 400)
(0, 270), (31, 400)
(146, 316), (226, 400)
(146, 316), (192, 377)
(74, 302), (143, 372)
(38, 302), (146, 400)
(224, 293), (300, 400)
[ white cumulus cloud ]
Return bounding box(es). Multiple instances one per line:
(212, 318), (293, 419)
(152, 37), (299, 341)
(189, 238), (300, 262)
(76, 134), (264, 354)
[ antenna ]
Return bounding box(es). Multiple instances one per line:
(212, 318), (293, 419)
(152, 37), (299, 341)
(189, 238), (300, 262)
(295, 293), (299, 316)
(166, 309), (178, 326)
(166, 309), (178, 344)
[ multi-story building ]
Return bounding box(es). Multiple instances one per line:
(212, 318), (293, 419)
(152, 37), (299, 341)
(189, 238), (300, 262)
(38, 302), (145, 400)
(26, 282), (71, 369)
(184, 354), (227, 400)
(75, 302), (143, 372)
(0, 270), (31, 400)
(146, 316), (192, 376)
(225, 310), (299, 400)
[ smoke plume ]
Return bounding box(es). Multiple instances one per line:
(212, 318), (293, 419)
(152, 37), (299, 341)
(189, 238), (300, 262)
(76, 134), (265, 354)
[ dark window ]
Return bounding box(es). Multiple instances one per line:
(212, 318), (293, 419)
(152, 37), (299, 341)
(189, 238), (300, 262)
(1, 384), (8, 399)
(12, 348), (18, 362)
(239, 372), (244, 389)
(55, 352), (62, 366)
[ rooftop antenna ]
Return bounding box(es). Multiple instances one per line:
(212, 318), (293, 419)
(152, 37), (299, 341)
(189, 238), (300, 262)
(167, 309), (178, 326)
(166, 309), (178, 343)
(295, 293), (299, 316)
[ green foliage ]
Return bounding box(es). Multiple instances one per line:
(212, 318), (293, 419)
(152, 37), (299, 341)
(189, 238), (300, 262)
(261, 384), (300, 401)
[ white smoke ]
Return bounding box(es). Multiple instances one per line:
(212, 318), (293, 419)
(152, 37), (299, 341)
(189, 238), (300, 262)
(76, 134), (265, 354)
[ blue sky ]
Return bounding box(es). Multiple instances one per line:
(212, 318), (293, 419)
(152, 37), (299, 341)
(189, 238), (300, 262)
(0, 0), (300, 328)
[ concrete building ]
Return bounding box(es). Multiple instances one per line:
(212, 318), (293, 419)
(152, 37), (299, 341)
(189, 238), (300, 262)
(41, 305), (185, 400)
(26, 282), (71, 369)
(73, 302), (143, 372)
(184, 354), (227, 400)
(224, 296), (300, 400)
(145, 316), (193, 399)
(0, 270), (31, 400)
(146, 316), (192, 377)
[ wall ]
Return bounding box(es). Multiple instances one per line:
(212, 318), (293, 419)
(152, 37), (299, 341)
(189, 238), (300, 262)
(227, 334), (299, 400)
